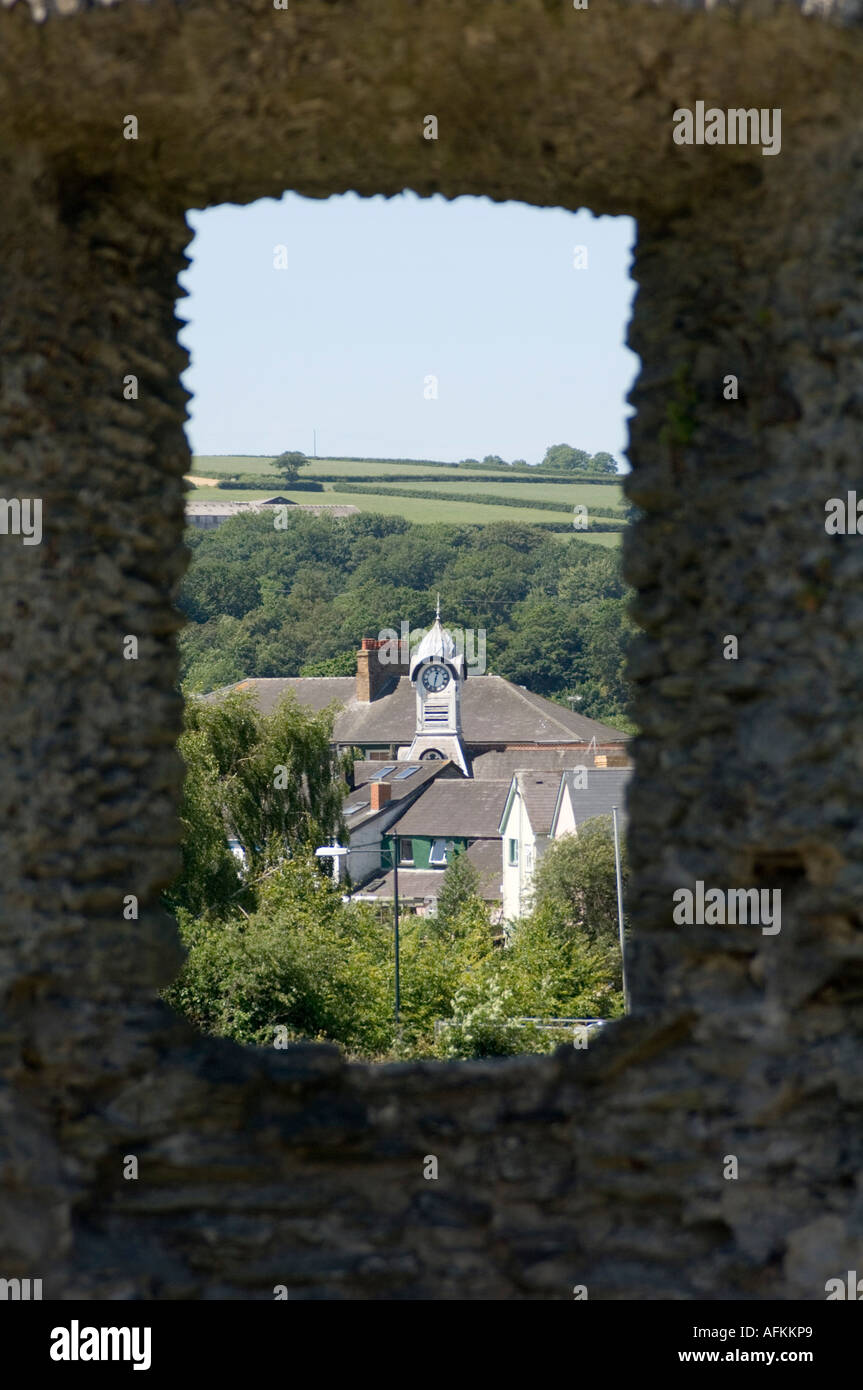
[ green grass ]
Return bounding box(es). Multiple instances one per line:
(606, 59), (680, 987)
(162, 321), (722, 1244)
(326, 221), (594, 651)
(186, 457), (627, 532)
(192, 455), (516, 480)
(191, 455), (621, 486)
(185, 483), (588, 527)
(312, 487), (578, 526)
(554, 529), (621, 547)
(371, 478), (624, 506)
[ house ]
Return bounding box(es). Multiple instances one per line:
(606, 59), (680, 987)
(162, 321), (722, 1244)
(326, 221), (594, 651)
(382, 778), (510, 874)
(499, 765), (631, 923)
(354, 841), (503, 917)
(337, 758), (455, 885)
(218, 615), (631, 766)
(354, 781), (509, 918)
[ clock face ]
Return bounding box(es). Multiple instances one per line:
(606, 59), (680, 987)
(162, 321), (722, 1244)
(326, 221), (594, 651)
(420, 748), (444, 761)
(421, 664), (450, 693)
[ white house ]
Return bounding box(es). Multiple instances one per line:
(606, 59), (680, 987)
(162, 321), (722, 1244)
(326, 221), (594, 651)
(499, 766), (632, 924)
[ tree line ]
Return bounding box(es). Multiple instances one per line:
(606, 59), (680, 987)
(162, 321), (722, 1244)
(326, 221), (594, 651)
(178, 511), (636, 732)
(270, 444), (620, 478)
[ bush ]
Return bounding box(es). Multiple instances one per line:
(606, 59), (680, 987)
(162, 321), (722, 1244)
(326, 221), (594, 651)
(164, 857), (396, 1054)
(216, 475), (324, 491)
(532, 816), (628, 950)
(434, 977), (527, 1059)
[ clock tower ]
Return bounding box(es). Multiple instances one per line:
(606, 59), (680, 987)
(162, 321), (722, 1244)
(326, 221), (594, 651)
(400, 601), (470, 775)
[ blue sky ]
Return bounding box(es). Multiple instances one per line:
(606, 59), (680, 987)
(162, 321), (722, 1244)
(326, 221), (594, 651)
(177, 192), (638, 469)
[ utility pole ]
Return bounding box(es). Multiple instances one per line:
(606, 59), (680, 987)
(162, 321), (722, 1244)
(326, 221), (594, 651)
(393, 852), (400, 1024)
(612, 806), (629, 1012)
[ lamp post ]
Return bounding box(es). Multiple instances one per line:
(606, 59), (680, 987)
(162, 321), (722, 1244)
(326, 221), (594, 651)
(611, 806), (629, 1013)
(314, 840), (351, 884)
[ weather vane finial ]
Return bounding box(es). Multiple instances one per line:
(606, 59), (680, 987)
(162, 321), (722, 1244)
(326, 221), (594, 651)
(435, 592), (441, 621)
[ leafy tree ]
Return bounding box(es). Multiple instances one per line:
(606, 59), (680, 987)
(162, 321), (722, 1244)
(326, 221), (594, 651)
(299, 651), (357, 677)
(164, 855), (395, 1055)
(589, 451), (619, 474)
(273, 450), (309, 485)
(432, 851), (483, 936)
(396, 896), (494, 1051)
(177, 512), (636, 729)
(167, 690), (348, 915)
(494, 597), (582, 696)
(531, 816), (628, 953)
(165, 726), (246, 919)
(500, 910), (623, 1017)
(542, 443), (592, 471)
(434, 976), (527, 1059)
(570, 597), (637, 725)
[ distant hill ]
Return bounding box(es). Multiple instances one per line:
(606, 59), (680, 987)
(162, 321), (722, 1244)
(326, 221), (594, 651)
(189, 455), (627, 543)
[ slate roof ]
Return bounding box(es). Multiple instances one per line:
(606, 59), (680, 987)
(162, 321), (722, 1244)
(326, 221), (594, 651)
(391, 779), (510, 838)
(560, 766), (632, 830)
(226, 676), (356, 714)
(463, 838), (504, 895)
(352, 759), (463, 788)
(470, 747), (630, 779)
(517, 773), (565, 836)
(210, 674), (629, 746)
(342, 761), (448, 829)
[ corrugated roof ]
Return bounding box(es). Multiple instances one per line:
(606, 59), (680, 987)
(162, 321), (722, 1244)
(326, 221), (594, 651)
(209, 674), (629, 746)
(392, 779), (509, 837)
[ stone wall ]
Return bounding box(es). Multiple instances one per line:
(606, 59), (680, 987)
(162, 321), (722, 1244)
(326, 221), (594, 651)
(1, 0), (863, 1298)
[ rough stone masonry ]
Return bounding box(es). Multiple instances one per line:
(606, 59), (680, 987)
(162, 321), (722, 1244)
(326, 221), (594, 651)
(1, 0), (863, 1298)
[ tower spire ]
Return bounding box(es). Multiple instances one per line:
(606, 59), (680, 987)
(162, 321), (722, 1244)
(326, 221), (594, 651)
(435, 592), (441, 622)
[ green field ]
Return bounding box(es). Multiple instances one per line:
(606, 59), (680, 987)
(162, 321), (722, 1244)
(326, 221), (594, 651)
(186, 483), (602, 529)
(554, 529), (621, 547)
(192, 455), (518, 481)
(365, 477), (624, 506)
(188, 455), (626, 535)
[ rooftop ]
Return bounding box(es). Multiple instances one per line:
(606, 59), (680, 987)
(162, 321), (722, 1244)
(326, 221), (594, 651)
(210, 674), (630, 747)
(561, 766), (632, 829)
(391, 779), (510, 838)
(342, 760), (450, 828)
(516, 773), (564, 836)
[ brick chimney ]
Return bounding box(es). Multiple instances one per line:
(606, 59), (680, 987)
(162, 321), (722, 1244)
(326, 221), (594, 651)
(370, 781), (392, 811)
(355, 636), (409, 703)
